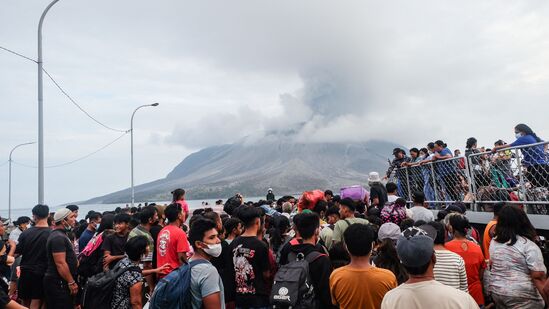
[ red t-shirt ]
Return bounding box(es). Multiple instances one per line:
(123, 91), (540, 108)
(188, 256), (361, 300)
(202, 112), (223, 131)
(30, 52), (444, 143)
(445, 239), (486, 305)
(156, 225), (190, 277)
(176, 200), (189, 214)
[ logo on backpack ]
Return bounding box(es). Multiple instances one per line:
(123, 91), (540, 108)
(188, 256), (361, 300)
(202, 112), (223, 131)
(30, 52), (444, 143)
(273, 287), (290, 302)
(270, 251), (324, 309)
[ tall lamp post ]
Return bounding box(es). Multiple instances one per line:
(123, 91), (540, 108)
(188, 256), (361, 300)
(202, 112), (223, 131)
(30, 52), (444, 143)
(130, 103), (159, 207)
(9, 142), (36, 222)
(38, 0), (60, 204)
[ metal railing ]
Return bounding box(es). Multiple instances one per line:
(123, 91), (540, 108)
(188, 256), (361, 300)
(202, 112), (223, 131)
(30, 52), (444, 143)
(388, 141), (549, 214)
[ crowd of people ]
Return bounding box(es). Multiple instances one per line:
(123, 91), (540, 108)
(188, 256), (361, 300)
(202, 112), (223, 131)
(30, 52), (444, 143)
(385, 123), (549, 208)
(0, 182), (548, 309)
(0, 123), (547, 309)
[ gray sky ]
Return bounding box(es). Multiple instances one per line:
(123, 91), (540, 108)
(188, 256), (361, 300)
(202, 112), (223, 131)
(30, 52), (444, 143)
(1, 0), (549, 209)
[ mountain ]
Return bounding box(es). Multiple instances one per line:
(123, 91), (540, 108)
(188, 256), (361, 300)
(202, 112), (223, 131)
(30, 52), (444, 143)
(83, 139), (402, 204)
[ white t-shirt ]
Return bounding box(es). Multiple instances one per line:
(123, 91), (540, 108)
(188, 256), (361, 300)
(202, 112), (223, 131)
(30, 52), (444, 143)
(387, 195), (399, 203)
(489, 236), (546, 300)
(9, 228), (22, 244)
(410, 206), (434, 222)
(381, 280), (478, 309)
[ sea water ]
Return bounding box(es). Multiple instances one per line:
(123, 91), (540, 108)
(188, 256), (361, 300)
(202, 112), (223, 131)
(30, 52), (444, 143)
(5, 196), (271, 220)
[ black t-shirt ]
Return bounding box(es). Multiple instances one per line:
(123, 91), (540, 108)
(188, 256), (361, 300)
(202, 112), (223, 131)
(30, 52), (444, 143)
(45, 229), (78, 280)
(228, 236), (271, 307)
(288, 243), (335, 309)
(15, 226), (51, 274)
(370, 184), (388, 207)
(102, 232), (128, 256)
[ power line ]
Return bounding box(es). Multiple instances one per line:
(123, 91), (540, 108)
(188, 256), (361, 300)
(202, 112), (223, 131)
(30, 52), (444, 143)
(12, 131), (128, 169)
(0, 45), (129, 133)
(0, 46), (37, 63)
(42, 68), (129, 133)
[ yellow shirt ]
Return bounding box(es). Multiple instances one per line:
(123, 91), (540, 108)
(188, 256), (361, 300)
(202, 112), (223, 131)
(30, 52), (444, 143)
(330, 265), (397, 309)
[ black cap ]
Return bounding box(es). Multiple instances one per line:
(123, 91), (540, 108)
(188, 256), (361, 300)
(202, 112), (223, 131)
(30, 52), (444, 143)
(393, 148), (403, 155)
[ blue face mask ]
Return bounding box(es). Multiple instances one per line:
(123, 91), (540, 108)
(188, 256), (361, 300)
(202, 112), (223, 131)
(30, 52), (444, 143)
(515, 132), (522, 139)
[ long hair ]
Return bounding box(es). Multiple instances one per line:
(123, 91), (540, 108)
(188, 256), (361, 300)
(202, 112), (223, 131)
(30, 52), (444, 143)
(374, 239), (409, 284)
(515, 123), (542, 142)
(268, 215), (290, 252)
(494, 205), (537, 246)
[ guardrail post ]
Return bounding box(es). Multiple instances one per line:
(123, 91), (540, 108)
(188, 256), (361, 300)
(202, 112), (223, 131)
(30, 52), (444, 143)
(515, 148), (527, 203)
(430, 163), (438, 208)
(466, 155), (477, 211)
(405, 167), (412, 203)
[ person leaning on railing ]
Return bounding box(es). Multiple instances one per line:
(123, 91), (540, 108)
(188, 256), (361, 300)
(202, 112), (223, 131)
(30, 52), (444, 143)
(492, 123), (549, 189)
(433, 140), (460, 201)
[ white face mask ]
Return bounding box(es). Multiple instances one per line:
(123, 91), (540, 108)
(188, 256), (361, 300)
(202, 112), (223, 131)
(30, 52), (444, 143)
(515, 132), (522, 139)
(203, 243), (222, 258)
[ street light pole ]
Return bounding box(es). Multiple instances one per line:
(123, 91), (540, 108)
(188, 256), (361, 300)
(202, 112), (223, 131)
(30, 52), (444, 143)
(130, 103), (159, 207)
(37, 0), (60, 204)
(9, 142), (36, 222)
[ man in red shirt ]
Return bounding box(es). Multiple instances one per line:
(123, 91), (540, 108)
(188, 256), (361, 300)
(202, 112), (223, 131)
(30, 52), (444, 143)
(156, 203), (190, 278)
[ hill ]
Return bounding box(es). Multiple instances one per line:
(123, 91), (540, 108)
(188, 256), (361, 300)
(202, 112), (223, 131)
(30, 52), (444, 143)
(83, 139), (401, 203)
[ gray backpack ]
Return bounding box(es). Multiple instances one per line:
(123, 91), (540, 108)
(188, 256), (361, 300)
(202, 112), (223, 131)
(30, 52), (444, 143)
(270, 250), (324, 309)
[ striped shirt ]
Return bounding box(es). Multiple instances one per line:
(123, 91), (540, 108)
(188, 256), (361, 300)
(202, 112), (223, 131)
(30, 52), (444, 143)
(433, 250), (468, 292)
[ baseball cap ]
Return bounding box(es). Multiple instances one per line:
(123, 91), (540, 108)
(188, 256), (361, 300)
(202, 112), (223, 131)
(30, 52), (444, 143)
(397, 227), (434, 267)
(418, 224), (437, 240)
(445, 202), (466, 214)
(393, 148), (403, 155)
(53, 208), (72, 223)
(378, 223), (401, 241)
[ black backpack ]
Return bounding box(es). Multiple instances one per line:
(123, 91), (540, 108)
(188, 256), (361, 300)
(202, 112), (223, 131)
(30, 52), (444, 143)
(78, 246), (104, 279)
(270, 250), (324, 309)
(82, 260), (140, 309)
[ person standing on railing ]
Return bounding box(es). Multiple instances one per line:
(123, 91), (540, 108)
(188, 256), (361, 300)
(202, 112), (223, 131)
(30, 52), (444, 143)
(492, 123), (549, 189)
(433, 141), (460, 201)
(385, 148), (411, 198)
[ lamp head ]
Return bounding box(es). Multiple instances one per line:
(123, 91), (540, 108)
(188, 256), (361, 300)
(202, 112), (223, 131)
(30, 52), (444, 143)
(151, 103), (159, 107)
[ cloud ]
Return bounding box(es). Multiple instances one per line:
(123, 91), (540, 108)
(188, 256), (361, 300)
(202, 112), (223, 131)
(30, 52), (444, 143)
(2, 0), (549, 207)
(166, 0), (549, 149)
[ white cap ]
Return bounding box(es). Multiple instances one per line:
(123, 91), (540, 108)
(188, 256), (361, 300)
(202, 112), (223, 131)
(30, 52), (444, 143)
(53, 208), (72, 223)
(368, 172), (381, 183)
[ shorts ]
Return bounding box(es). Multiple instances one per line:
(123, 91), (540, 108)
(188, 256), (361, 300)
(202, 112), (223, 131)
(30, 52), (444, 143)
(18, 270), (45, 300)
(43, 275), (74, 309)
(492, 293), (544, 309)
